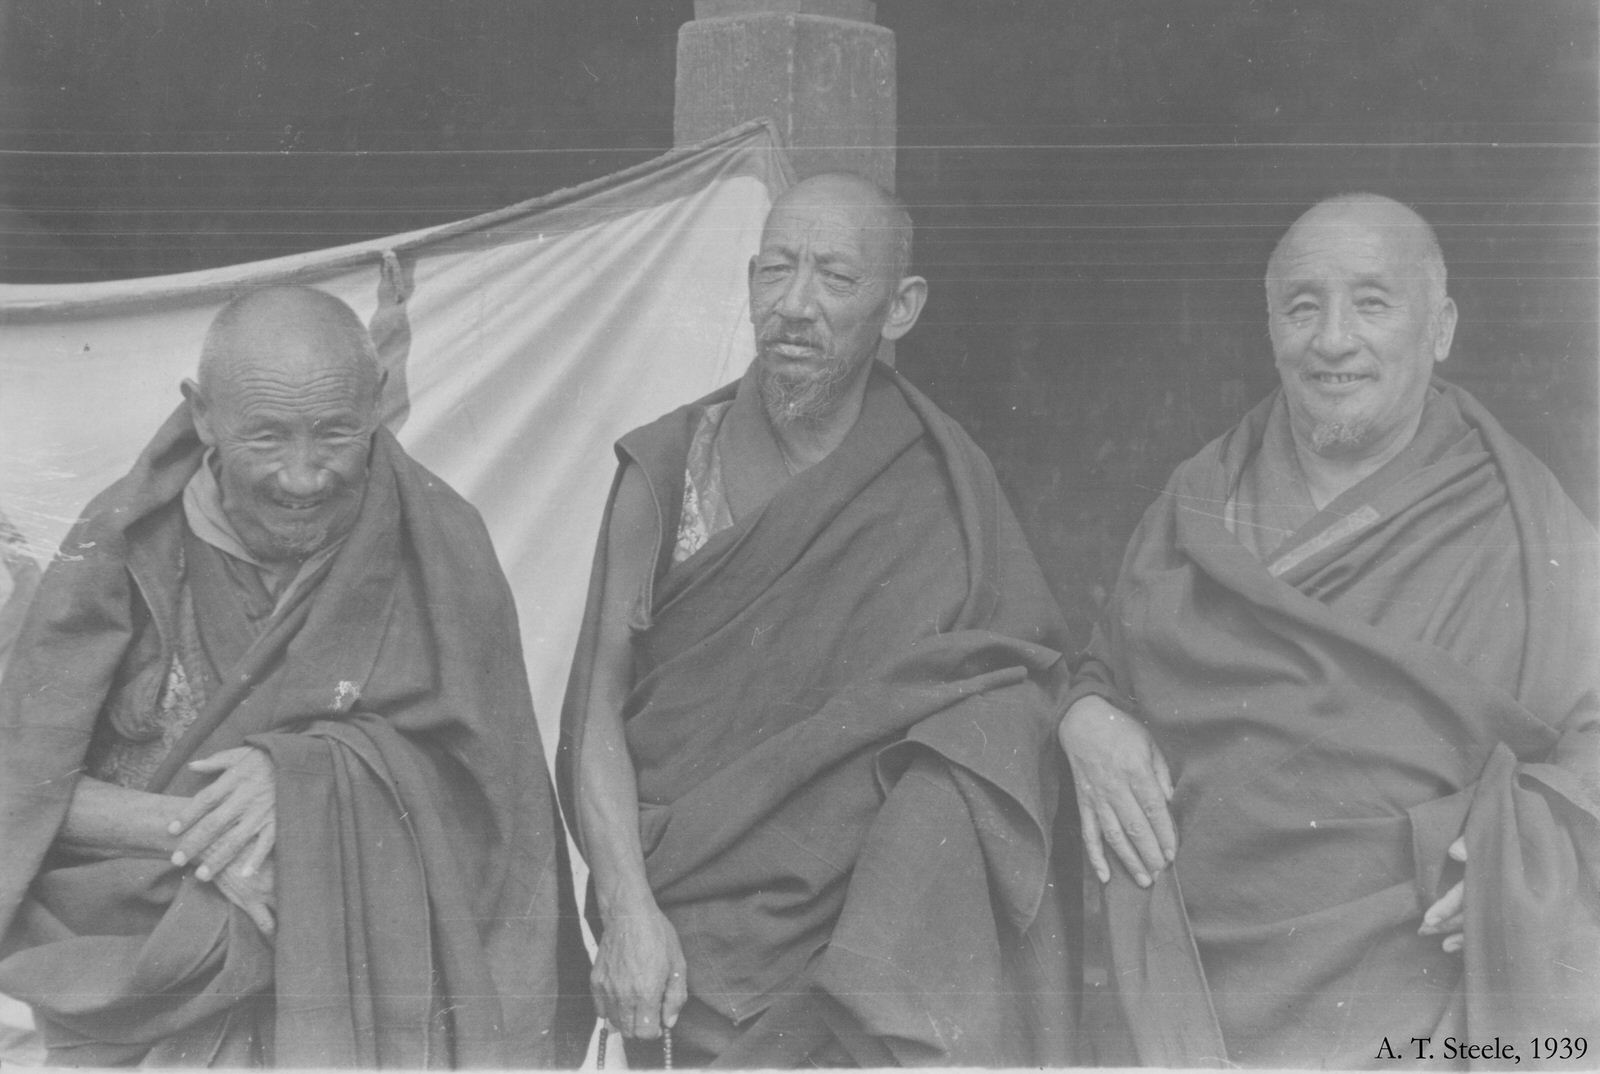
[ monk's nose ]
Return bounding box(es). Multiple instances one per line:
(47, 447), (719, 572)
(275, 442), (330, 498)
(775, 266), (816, 320)
(1313, 300), (1358, 357)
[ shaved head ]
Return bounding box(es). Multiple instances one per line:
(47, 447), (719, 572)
(767, 173), (915, 283)
(1268, 193), (1448, 311)
(198, 285), (382, 407)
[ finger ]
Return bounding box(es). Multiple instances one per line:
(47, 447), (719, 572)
(176, 759), (273, 863)
(603, 992), (640, 1039)
(588, 972), (611, 1020)
(249, 901), (276, 937)
(1420, 881), (1465, 933)
(1448, 837), (1467, 862)
(236, 824), (275, 878)
(1108, 786), (1166, 877)
(1078, 794), (1111, 884)
(185, 747), (250, 773)
(174, 789), (251, 867)
(629, 997), (662, 1040)
(197, 811), (269, 881)
(172, 802), (240, 866)
(600, 973), (651, 1040)
(662, 966), (688, 1029)
(214, 872), (274, 937)
(590, 959), (637, 1034)
(168, 777), (233, 838)
(1424, 881), (1465, 926)
(1128, 774), (1178, 864)
(1151, 746), (1175, 802)
(1442, 932), (1464, 954)
(169, 751), (259, 833)
(1096, 801), (1150, 887)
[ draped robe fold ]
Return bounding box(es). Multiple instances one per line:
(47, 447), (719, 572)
(0, 406), (592, 1067)
(1070, 381), (1600, 1068)
(558, 364), (1080, 1066)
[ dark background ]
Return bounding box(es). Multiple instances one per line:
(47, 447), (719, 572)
(2, 0), (1594, 641)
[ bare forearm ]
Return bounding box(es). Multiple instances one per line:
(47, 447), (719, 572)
(57, 776), (185, 858)
(579, 462), (668, 926)
(577, 720), (659, 924)
(578, 464), (690, 1036)
(578, 698), (692, 1038)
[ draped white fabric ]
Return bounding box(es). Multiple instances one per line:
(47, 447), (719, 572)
(0, 121), (791, 755)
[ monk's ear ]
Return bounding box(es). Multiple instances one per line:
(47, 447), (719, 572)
(880, 275), (928, 343)
(181, 378), (218, 448)
(1431, 297), (1458, 365)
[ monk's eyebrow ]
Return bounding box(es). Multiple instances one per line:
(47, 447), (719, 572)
(814, 251), (863, 272)
(1274, 278), (1322, 301)
(756, 242), (799, 261)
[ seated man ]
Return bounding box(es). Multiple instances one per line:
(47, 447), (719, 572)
(1059, 194), (1598, 1067)
(558, 173), (1078, 1067)
(0, 286), (590, 1067)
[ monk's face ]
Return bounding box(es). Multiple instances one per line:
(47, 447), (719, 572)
(1267, 199), (1457, 462)
(192, 323), (379, 564)
(748, 177), (900, 426)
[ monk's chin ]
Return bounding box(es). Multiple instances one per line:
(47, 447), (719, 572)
(256, 520), (334, 561)
(1308, 417), (1373, 455)
(758, 360), (853, 428)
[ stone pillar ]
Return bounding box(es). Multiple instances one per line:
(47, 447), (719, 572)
(674, 0), (896, 191)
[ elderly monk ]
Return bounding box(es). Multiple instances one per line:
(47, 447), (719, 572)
(1059, 194), (1599, 1067)
(558, 172), (1078, 1067)
(0, 286), (590, 1067)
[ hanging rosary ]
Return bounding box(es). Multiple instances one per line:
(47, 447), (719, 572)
(595, 1024), (672, 1069)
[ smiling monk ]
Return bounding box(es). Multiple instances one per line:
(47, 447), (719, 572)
(559, 173), (1078, 1067)
(0, 286), (589, 1067)
(1059, 194), (1600, 1066)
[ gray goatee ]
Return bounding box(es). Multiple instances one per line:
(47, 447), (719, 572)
(757, 350), (855, 428)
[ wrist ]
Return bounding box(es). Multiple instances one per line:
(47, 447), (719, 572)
(1061, 693), (1118, 734)
(595, 875), (661, 926)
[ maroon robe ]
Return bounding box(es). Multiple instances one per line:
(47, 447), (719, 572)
(0, 406), (592, 1067)
(559, 364), (1081, 1066)
(1070, 381), (1600, 1068)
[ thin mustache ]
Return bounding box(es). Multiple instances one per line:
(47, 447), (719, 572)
(761, 331), (822, 345)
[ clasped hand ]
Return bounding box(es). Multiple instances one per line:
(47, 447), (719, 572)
(591, 905), (687, 1040)
(168, 746), (277, 934)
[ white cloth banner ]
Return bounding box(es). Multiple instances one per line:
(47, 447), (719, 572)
(0, 121), (792, 757)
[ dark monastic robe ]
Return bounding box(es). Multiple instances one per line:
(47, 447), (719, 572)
(1070, 381), (1600, 1068)
(0, 406), (592, 1067)
(559, 363), (1081, 1067)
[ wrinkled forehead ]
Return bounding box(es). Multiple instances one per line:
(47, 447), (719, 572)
(1268, 203), (1431, 291)
(759, 188), (895, 266)
(206, 332), (379, 420)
